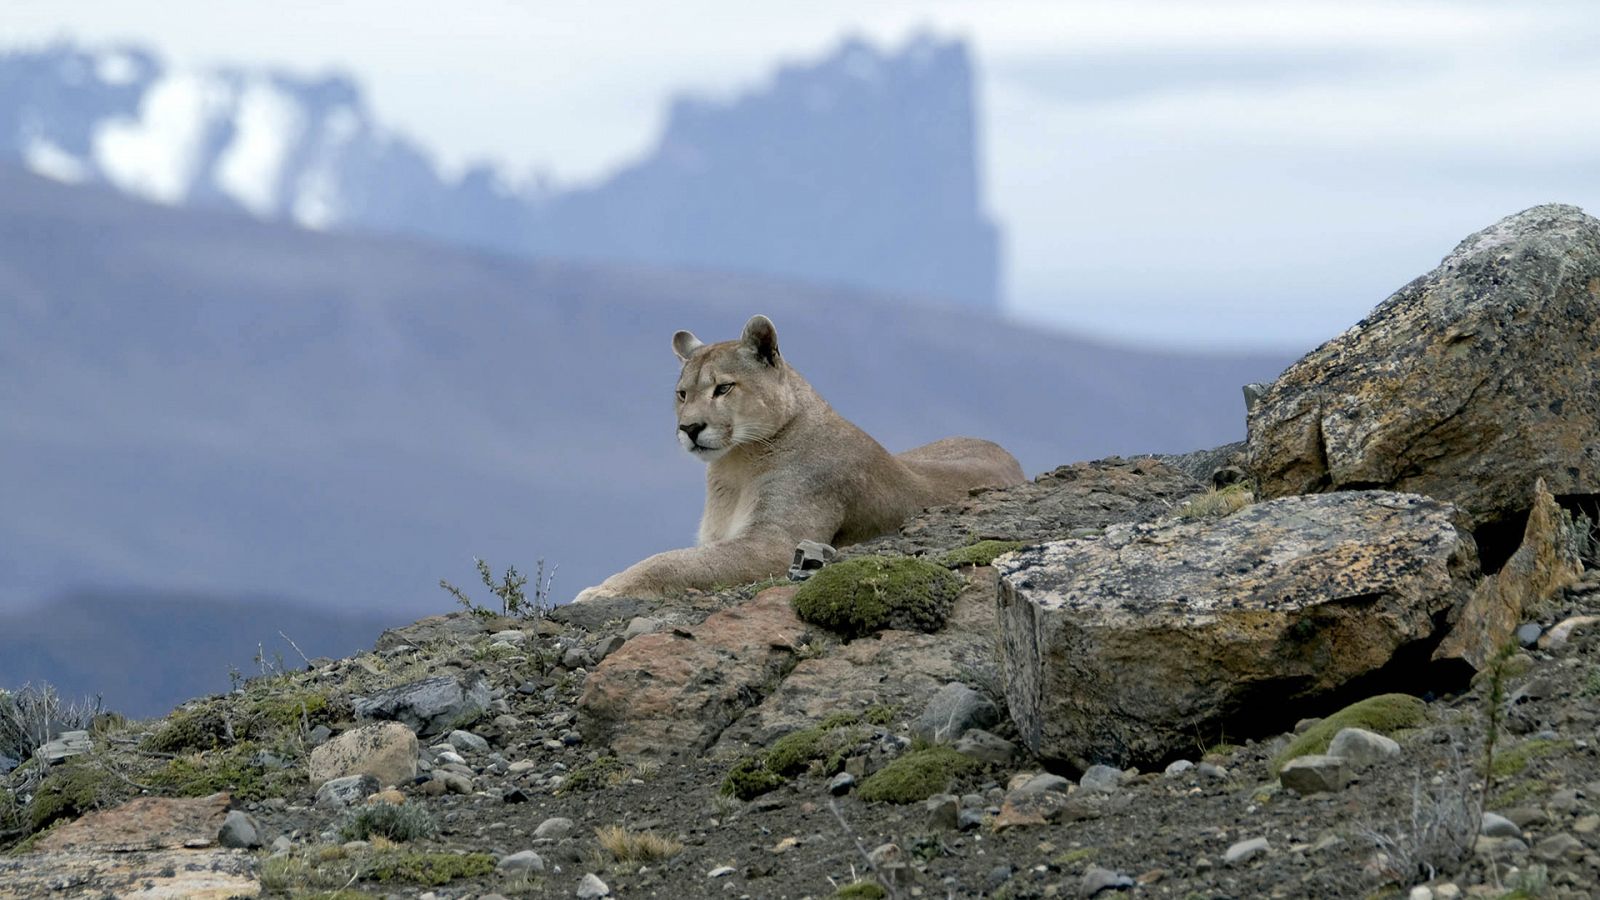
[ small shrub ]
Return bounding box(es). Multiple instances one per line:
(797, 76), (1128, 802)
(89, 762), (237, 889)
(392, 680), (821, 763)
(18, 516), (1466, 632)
(561, 755), (626, 793)
(857, 746), (979, 804)
(791, 556), (962, 638)
(337, 802), (437, 842)
(148, 743), (295, 801)
(143, 705), (231, 753)
(594, 824), (683, 863)
(0, 684), (105, 761)
(1272, 694), (1427, 774)
(1362, 768), (1478, 885)
(25, 759), (130, 832)
(1491, 738), (1570, 778)
(940, 540), (1024, 568)
(440, 557), (556, 619)
(1175, 483), (1254, 520)
(364, 850), (495, 885)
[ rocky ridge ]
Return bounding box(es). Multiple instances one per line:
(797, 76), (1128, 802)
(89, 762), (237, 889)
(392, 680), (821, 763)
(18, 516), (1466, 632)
(4, 204), (1600, 898)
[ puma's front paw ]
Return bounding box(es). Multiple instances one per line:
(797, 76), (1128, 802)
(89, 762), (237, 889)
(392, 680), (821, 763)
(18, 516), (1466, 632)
(571, 585), (620, 604)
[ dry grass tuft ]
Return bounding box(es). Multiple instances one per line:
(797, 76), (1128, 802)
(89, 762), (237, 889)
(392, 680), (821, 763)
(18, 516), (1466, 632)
(594, 824), (684, 864)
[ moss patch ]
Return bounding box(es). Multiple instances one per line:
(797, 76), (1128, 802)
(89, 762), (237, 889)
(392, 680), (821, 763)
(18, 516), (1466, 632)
(940, 540), (1025, 568)
(833, 881), (888, 899)
(365, 850), (495, 885)
(25, 760), (132, 833)
(791, 556), (962, 638)
(561, 755), (625, 793)
(721, 718), (868, 800)
(143, 705), (231, 753)
(1271, 693), (1427, 774)
(1491, 738), (1571, 778)
(858, 746), (980, 804)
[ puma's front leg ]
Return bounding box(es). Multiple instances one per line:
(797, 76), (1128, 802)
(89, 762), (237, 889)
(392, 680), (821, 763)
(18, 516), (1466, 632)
(571, 529), (797, 602)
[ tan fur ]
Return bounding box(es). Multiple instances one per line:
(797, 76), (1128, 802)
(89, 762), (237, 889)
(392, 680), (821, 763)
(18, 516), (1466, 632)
(572, 315), (1025, 602)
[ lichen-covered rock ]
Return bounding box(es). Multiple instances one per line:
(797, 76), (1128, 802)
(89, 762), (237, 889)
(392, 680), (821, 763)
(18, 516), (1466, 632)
(352, 674), (491, 736)
(997, 492), (1476, 768)
(1248, 204), (1600, 529)
(1434, 479), (1584, 670)
(308, 721), (418, 790)
(578, 588), (810, 762)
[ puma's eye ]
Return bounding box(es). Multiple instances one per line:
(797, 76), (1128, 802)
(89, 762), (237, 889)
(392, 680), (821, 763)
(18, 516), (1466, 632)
(714, 383), (734, 397)
(675, 390), (687, 401)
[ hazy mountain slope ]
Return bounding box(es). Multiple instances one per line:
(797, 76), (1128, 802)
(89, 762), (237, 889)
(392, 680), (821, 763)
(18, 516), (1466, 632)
(0, 166), (1290, 712)
(0, 35), (999, 308)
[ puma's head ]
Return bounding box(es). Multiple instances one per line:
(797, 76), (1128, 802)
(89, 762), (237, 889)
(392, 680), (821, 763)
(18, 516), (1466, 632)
(670, 315), (796, 462)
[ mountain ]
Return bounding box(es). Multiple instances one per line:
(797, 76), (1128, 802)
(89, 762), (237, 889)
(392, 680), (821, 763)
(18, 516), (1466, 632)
(0, 166), (1290, 714)
(0, 35), (999, 309)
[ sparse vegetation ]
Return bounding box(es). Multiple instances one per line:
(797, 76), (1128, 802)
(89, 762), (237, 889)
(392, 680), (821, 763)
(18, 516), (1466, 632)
(940, 540), (1024, 568)
(440, 556), (557, 619)
(24, 758), (132, 832)
(1175, 482), (1254, 520)
(833, 880), (888, 899)
(791, 556), (963, 638)
(721, 716), (869, 800)
(561, 755), (627, 793)
(1271, 693), (1427, 773)
(857, 746), (980, 804)
(338, 801), (438, 842)
(0, 683), (105, 762)
(594, 824), (684, 863)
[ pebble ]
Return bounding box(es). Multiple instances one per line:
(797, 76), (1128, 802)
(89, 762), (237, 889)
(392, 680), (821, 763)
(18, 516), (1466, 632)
(1326, 727), (1401, 767)
(1197, 762), (1228, 780)
(535, 816), (575, 839)
(958, 809), (985, 831)
(217, 810), (261, 849)
(439, 773), (473, 794)
(708, 865), (736, 878)
(1516, 622), (1543, 646)
(1473, 835), (1528, 859)
(1163, 759), (1194, 777)
(1480, 812), (1522, 837)
(1574, 814), (1599, 834)
(576, 872), (610, 898)
(496, 850), (545, 874)
(1224, 837), (1270, 865)
(829, 772), (855, 795)
(448, 730), (489, 754)
(1079, 764), (1124, 794)
(1012, 773), (1072, 796)
(1279, 755), (1350, 795)
(436, 750), (467, 766)
(1433, 885), (1461, 900)
(1408, 887), (1433, 900)
(624, 616), (662, 639)
(925, 794), (959, 830)
(1080, 866), (1134, 895)
(986, 864), (1014, 889)
(1534, 832), (1583, 861)
(270, 835), (292, 854)
(314, 774), (379, 809)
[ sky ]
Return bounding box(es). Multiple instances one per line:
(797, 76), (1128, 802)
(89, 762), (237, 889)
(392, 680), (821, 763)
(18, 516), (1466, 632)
(8, 0), (1600, 351)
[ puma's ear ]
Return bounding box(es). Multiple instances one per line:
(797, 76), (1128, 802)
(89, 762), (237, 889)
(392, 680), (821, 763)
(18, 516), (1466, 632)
(672, 330), (704, 362)
(741, 315), (779, 366)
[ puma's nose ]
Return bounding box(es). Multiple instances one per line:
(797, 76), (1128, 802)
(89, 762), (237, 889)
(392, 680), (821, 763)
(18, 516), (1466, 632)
(680, 422), (706, 441)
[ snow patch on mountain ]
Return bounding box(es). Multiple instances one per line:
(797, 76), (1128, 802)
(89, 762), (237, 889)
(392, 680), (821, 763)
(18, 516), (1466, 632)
(216, 79), (304, 216)
(94, 71), (228, 204)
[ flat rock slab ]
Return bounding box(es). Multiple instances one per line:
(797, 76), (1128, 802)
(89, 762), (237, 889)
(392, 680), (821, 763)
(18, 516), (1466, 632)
(352, 673), (490, 736)
(844, 457), (1203, 558)
(579, 587), (811, 762)
(998, 492), (1477, 767)
(713, 571), (998, 753)
(32, 792), (233, 852)
(1248, 204), (1600, 529)
(0, 848), (258, 898)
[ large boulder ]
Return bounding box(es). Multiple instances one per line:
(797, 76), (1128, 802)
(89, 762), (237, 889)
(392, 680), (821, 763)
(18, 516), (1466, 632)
(352, 673), (490, 736)
(997, 492), (1477, 768)
(578, 588), (811, 762)
(1247, 204), (1600, 531)
(307, 721), (418, 789)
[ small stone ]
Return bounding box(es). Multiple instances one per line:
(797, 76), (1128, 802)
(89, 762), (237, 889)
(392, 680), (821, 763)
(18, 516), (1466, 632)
(913, 682), (1000, 743)
(1293, 717), (1322, 734)
(576, 873), (610, 899)
(986, 864), (1014, 889)
(867, 843), (902, 867)
(1408, 887), (1433, 900)
(1326, 728), (1401, 768)
(496, 850), (546, 874)
(217, 810), (261, 849)
(502, 787), (531, 804)
(435, 749), (466, 766)
(1163, 759), (1194, 777)
(366, 789), (406, 806)
(307, 724), (332, 745)
(958, 809), (984, 831)
(829, 772), (856, 796)
(1534, 832), (1583, 861)
(562, 647), (589, 669)
(1079, 764), (1124, 794)
(1433, 885), (1461, 900)
(708, 865), (736, 878)
(954, 729), (1020, 765)
(1080, 865), (1134, 896)
(623, 616), (662, 639)
(1504, 806), (1548, 828)
(1480, 812), (1522, 837)
(448, 730), (490, 754)
(439, 773), (473, 794)
(534, 816), (574, 839)
(1224, 837), (1270, 865)
(270, 835), (292, 853)
(1197, 762), (1228, 780)
(1473, 835), (1528, 859)
(1013, 773), (1072, 797)
(1516, 622), (1542, 647)
(925, 794), (959, 830)
(314, 774), (380, 809)
(1573, 814), (1598, 834)
(1279, 755), (1350, 795)
(490, 629), (527, 645)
